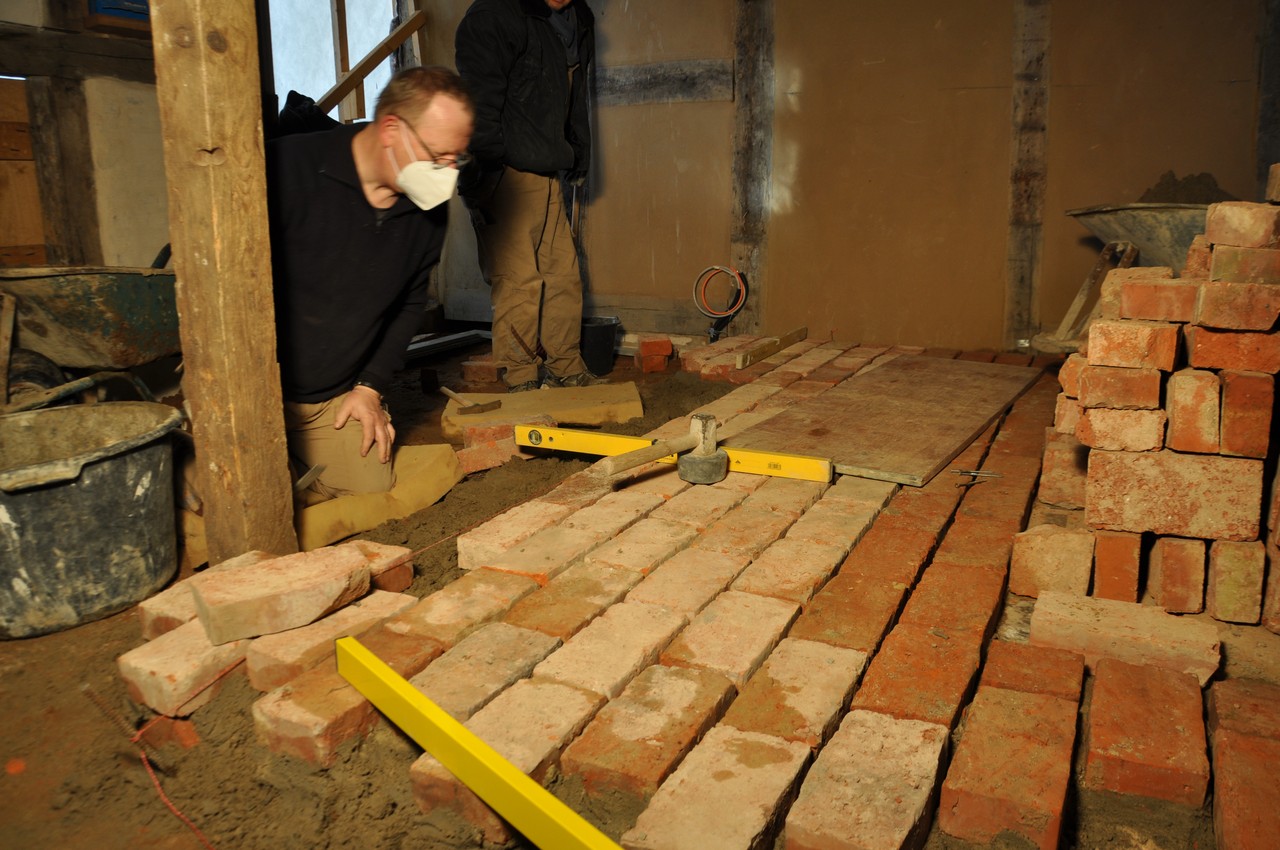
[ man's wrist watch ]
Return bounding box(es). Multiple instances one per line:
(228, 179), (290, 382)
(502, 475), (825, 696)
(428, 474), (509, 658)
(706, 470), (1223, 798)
(352, 381), (382, 399)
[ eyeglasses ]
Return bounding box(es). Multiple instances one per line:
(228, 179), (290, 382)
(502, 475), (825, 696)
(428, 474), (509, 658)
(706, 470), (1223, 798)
(394, 114), (472, 171)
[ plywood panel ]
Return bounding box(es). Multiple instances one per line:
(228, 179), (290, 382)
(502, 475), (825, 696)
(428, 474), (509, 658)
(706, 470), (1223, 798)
(726, 355), (1040, 486)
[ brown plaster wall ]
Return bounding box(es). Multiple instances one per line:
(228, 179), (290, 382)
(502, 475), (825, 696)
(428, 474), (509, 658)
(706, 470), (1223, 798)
(424, 0), (1267, 348)
(1041, 0), (1263, 331)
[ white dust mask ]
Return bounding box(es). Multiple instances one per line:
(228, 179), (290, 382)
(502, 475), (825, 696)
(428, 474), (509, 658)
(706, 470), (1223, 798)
(389, 126), (459, 211)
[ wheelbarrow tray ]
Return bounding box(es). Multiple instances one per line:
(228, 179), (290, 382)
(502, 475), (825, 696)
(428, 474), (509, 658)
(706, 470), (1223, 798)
(1066, 203), (1208, 275)
(0, 266), (179, 369)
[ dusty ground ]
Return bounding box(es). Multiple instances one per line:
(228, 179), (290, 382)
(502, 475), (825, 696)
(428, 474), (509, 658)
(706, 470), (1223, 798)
(0, 342), (733, 850)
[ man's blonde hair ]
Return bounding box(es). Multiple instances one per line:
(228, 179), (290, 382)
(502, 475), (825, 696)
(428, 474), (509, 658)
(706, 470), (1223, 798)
(374, 66), (473, 123)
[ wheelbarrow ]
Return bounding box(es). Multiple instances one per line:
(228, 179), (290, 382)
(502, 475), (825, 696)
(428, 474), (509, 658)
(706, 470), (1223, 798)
(0, 266), (180, 413)
(1032, 202), (1208, 354)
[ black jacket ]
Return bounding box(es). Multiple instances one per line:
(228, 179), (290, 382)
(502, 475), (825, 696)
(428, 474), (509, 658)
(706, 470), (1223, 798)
(455, 0), (594, 178)
(266, 123), (445, 403)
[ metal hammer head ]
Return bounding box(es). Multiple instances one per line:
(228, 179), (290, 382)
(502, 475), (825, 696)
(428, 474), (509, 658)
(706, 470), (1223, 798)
(678, 413), (728, 484)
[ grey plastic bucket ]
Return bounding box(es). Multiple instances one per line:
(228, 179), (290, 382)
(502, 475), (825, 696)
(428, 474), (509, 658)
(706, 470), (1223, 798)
(0, 401), (183, 638)
(581, 315), (620, 376)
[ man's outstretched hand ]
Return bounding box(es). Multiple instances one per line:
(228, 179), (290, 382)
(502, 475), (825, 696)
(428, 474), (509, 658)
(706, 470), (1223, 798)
(335, 384), (395, 464)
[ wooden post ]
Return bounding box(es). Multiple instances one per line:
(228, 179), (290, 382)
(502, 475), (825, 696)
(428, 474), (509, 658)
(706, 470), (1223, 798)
(1003, 0), (1050, 350)
(149, 0), (298, 560)
(730, 0), (773, 335)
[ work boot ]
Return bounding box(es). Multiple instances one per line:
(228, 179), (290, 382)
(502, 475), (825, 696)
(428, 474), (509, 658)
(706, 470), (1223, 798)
(542, 370), (605, 389)
(508, 380), (540, 393)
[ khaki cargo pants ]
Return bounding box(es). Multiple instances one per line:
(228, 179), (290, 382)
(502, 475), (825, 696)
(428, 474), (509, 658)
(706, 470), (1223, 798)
(474, 167), (588, 387)
(284, 392), (395, 503)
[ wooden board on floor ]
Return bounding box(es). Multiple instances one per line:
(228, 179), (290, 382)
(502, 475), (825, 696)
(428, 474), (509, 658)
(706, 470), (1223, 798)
(440, 381), (645, 443)
(725, 355), (1041, 486)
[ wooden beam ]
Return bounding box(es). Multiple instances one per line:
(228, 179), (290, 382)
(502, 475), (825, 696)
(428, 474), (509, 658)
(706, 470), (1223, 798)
(1258, 0), (1280, 196)
(330, 0), (365, 121)
(150, 0), (298, 560)
(25, 76), (102, 266)
(318, 9), (427, 114)
(730, 0), (773, 335)
(597, 59), (734, 108)
(1003, 0), (1050, 349)
(0, 22), (155, 83)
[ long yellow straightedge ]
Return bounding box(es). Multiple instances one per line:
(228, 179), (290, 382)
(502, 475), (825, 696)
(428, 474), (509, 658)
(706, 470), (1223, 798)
(335, 637), (622, 850)
(515, 425), (832, 483)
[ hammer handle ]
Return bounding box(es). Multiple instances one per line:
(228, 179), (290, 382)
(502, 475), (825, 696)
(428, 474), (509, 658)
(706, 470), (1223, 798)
(600, 433), (699, 477)
(440, 386), (475, 408)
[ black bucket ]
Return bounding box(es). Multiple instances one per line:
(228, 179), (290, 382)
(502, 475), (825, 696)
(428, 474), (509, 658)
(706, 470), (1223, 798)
(581, 315), (620, 376)
(0, 402), (184, 638)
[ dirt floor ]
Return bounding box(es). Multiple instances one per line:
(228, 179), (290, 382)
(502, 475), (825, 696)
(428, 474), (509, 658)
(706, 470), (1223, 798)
(0, 340), (735, 850)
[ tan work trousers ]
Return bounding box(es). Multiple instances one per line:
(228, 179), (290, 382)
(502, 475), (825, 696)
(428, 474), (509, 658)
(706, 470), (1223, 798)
(475, 167), (587, 387)
(284, 392), (395, 503)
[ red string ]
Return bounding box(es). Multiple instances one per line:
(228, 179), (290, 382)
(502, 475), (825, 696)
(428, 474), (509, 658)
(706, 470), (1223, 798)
(139, 750), (217, 850)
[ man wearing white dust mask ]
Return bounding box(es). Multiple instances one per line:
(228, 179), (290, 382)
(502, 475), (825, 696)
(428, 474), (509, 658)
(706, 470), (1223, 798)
(268, 66), (473, 502)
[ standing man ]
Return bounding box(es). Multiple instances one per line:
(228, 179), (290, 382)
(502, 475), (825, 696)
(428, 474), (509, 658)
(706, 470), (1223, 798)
(455, 0), (599, 392)
(268, 66), (474, 501)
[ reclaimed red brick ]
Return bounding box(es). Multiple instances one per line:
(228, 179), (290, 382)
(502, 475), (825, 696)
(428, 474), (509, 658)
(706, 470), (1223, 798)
(1086, 319), (1179, 371)
(789, 569), (909, 654)
(460, 356), (500, 383)
(939, 686), (1078, 849)
(1037, 430), (1088, 509)
(1265, 565), (1280, 634)
(1269, 163), (1280, 202)
(1082, 658), (1210, 808)
(1075, 407), (1166, 452)
(1057, 353), (1086, 397)
(1092, 530), (1142, 603)
(1054, 391), (1082, 435)
(503, 561), (643, 640)
(252, 626), (443, 766)
(850, 622), (982, 728)
(1195, 280), (1280, 331)
(785, 710), (948, 850)
(1212, 729), (1280, 850)
(1165, 368), (1221, 453)
(1148, 536), (1206, 614)
(1208, 677), (1280, 740)
(1211, 245), (1280, 284)
(560, 664), (735, 805)
(1184, 234), (1212, 278)
(634, 333), (674, 357)
(979, 640), (1084, 702)
(1206, 201), (1280, 249)
(622, 726), (810, 850)
(118, 619), (250, 717)
(722, 638), (868, 749)
(1086, 449), (1262, 541)
(1185, 325), (1280, 372)
(1077, 364), (1162, 409)
(189, 546), (371, 645)
(1207, 540), (1266, 624)
(1120, 279), (1198, 323)
(636, 353), (669, 373)
(1029, 591), (1220, 685)
(934, 515), (1016, 571)
(899, 562), (1006, 639)
(1220, 370), (1273, 459)
(1009, 525), (1094, 598)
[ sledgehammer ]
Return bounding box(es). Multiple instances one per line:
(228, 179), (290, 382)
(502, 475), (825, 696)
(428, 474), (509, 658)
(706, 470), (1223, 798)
(599, 413), (729, 484)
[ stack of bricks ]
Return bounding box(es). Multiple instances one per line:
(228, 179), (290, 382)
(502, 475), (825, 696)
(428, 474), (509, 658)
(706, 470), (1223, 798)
(1033, 197), (1278, 631)
(115, 540), (419, 747)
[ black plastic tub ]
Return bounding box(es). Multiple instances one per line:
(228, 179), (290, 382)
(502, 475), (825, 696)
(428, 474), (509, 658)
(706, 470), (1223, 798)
(0, 402), (183, 638)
